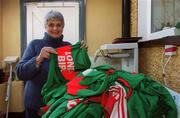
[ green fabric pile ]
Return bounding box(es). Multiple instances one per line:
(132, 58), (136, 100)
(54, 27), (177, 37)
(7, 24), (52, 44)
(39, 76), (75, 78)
(41, 42), (177, 118)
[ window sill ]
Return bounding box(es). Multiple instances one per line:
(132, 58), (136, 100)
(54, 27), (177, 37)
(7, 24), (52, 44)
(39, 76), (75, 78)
(138, 36), (180, 48)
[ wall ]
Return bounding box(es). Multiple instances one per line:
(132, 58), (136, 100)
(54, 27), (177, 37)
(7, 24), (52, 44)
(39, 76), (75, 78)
(0, 0), (2, 68)
(139, 47), (180, 93)
(130, 0), (137, 37)
(86, 0), (122, 55)
(1, 0), (20, 67)
(131, 0), (180, 92)
(0, 0), (122, 63)
(1, 0), (179, 92)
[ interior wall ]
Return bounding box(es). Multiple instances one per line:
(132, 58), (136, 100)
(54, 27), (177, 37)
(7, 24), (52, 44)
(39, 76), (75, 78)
(0, 0), (2, 68)
(86, 0), (122, 55)
(1, 0), (20, 67)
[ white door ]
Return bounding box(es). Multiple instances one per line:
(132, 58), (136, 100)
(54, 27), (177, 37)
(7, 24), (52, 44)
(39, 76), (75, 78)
(26, 2), (79, 45)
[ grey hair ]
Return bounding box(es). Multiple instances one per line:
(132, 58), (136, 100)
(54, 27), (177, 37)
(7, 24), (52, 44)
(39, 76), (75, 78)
(44, 10), (65, 27)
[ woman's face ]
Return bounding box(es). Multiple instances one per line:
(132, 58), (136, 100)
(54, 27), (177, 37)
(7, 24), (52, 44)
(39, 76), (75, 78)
(45, 19), (64, 38)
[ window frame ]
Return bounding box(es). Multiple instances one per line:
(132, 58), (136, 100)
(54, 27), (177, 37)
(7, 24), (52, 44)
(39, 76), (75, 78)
(138, 0), (175, 42)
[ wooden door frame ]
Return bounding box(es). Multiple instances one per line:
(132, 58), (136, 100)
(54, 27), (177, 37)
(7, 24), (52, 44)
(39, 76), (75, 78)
(20, 0), (86, 56)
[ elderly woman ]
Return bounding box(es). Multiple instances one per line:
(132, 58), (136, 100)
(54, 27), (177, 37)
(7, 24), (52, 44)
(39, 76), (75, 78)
(16, 10), (71, 118)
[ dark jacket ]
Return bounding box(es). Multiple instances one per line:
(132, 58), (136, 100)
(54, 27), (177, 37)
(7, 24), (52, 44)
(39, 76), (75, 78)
(16, 32), (71, 110)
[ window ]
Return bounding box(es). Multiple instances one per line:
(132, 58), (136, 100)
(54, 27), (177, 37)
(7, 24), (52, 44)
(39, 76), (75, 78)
(138, 0), (180, 41)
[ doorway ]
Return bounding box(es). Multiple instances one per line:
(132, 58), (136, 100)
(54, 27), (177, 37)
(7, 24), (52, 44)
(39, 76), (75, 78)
(20, 0), (85, 55)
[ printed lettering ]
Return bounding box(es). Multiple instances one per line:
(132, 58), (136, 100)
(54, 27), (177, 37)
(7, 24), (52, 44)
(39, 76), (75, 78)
(57, 51), (74, 70)
(67, 61), (74, 70)
(58, 56), (65, 61)
(65, 52), (71, 55)
(66, 55), (73, 61)
(58, 62), (66, 70)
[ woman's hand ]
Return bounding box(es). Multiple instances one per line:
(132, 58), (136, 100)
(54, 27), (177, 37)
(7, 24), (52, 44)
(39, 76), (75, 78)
(36, 47), (57, 65)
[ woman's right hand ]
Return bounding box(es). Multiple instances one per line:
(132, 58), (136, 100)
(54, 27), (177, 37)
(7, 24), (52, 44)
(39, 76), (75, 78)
(36, 47), (57, 65)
